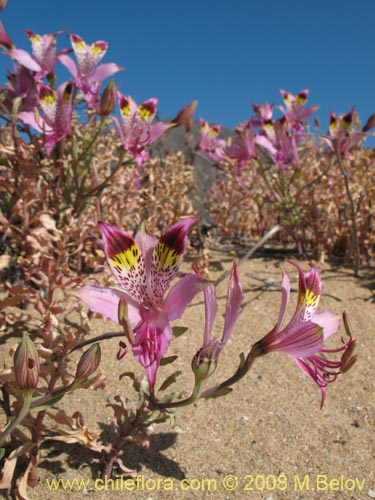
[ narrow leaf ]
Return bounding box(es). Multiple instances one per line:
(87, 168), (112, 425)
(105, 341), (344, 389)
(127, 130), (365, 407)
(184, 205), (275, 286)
(205, 387), (233, 399)
(160, 355), (178, 366)
(172, 326), (188, 338)
(32, 393), (65, 411)
(159, 371), (182, 392)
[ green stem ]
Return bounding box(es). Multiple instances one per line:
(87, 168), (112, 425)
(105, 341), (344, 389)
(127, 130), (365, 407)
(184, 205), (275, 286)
(0, 389), (34, 446)
(199, 346), (258, 399)
(151, 381), (203, 410)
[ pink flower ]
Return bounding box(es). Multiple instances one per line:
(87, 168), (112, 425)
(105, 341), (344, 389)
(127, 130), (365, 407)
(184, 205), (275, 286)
(113, 93), (174, 166)
(250, 102), (274, 128)
(259, 117), (300, 171)
(2, 66), (38, 113)
(255, 262), (355, 406)
(77, 217), (206, 391)
(325, 108), (363, 158)
(226, 120), (276, 174)
(59, 34), (122, 106)
(9, 30), (60, 78)
(18, 82), (73, 156)
(278, 88), (319, 135)
(198, 118), (226, 163)
(192, 263), (243, 380)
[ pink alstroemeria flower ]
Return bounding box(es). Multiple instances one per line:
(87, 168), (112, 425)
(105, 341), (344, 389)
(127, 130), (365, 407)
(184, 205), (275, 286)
(18, 82), (73, 156)
(250, 102), (274, 129)
(77, 217), (206, 391)
(192, 263), (243, 380)
(255, 262), (355, 406)
(278, 88), (319, 135)
(226, 120), (276, 174)
(325, 108), (363, 158)
(259, 117), (300, 171)
(2, 66), (38, 113)
(198, 118), (227, 163)
(9, 30), (60, 78)
(113, 92), (174, 166)
(59, 34), (122, 104)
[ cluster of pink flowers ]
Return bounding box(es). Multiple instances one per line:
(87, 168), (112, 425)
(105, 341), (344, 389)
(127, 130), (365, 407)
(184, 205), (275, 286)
(0, 26), (174, 162)
(198, 89), (364, 173)
(78, 217), (356, 404)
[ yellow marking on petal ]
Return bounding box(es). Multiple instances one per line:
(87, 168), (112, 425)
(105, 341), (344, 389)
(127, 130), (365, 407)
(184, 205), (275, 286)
(154, 242), (180, 270)
(40, 93), (56, 107)
(30, 34), (42, 45)
(305, 289), (318, 307)
(109, 244), (140, 272)
(138, 106), (153, 120)
(209, 127), (218, 136)
(296, 95), (307, 105)
(340, 118), (351, 129)
(73, 40), (86, 51)
(90, 45), (105, 56)
(121, 103), (132, 117)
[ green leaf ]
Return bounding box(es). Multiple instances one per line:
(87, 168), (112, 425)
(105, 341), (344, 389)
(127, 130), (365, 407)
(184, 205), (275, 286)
(159, 371), (182, 392)
(0, 448), (5, 460)
(158, 391), (182, 404)
(172, 326), (188, 338)
(160, 355), (178, 366)
(205, 387), (233, 399)
(32, 393), (65, 411)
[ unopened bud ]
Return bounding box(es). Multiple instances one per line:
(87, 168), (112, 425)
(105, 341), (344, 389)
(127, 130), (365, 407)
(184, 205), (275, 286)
(362, 113), (375, 133)
(75, 343), (101, 381)
(191, 348), (217, 382)
(173, 100), (198, 132)
(99, 80), (116, 117)
(0, 21), (13, 48)
(342, 311), (354, 337)
(14, 334), (40, 390)
(0, 0), (7, 10)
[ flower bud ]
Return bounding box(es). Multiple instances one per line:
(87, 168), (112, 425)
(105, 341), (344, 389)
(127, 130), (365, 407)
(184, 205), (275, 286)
(191, 347), (217, 382)
(173, 100), (198, 132)
(0, 0), (7, 10)
(14, 334), (40, 390)
(0, 21), (13, 48)
(99, 80), (116, 117)
(75, 343), (101, 381)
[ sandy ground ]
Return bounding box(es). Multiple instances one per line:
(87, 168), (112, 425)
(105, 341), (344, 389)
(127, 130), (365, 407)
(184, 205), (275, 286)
(1, 249), (375, 500)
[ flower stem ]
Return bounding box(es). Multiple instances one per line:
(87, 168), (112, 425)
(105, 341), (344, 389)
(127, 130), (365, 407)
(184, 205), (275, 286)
(0, 389), (33, 446)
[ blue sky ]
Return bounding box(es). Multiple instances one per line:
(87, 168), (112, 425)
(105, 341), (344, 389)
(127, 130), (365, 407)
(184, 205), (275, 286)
(1, 0), (374, 141)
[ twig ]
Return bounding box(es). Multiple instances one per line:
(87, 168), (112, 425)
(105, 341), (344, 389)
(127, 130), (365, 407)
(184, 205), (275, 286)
(214, 224), (281, 286)
(333, 140), (360, 276)
(69, 331), (125, 353)
(246, 273), (342, 302)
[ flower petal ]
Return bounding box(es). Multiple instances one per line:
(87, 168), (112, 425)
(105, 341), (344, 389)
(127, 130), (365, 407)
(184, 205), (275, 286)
(151, 216), (197, 299)
(89, 62), (123, 83)
(8, 48), (41, 72)
(99, 221), (146, 303)
(222, 262), (243, 342)
(58, 53), (78, 78)
(76, 285), (140, 324)
(202, 284), (218, 349)
(313, 311), (339, 340)
(265, 321), (324, 357)
(132, 318), (172, 390)
(164, 274), (207, 321)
